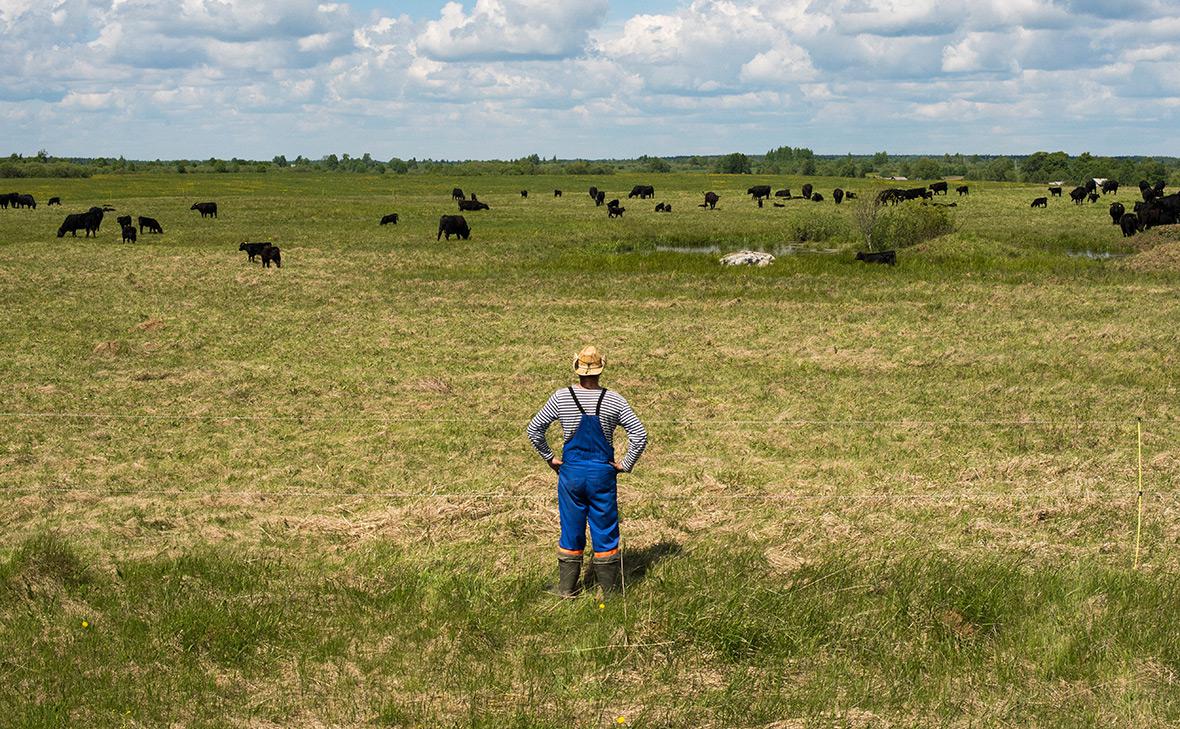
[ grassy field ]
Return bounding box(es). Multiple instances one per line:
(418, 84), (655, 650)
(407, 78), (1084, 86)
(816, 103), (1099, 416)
(2, 171), (1179, 727)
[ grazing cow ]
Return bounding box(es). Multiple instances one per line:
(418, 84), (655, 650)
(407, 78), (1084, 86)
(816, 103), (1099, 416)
(1109, 202), (1125, 225)
(608, 205), (625, 219)
(520, 190), (528, 198)
(1088, 192), (1100, 204)
(856, 250), (897, 265)
(16, 194), (36, 209)
(1119, 213), (1138, 237)
(662, 204), (672, 213)
(191, 202), (218, 218)
(1139, 203), (1180, 230)
(554, 190), (562, 197)
(811, 193), (824, 202)
(906, 187), (933, 201)
(628, 185), (655, 199)
(606, 199), (621, 209)
(47, 197), (61, 206)
(846, 192), (857, 200)
(1101, 180), (1119, 195)
(930, 181), (949, 195)
(774, 189), (791, 198)
(138, 216), (163, 234)
(84, 207), (104, 236)
(116, 215), (132, 228)
(437, 215), (470, 240)
(588, 186), (598, 200)
(121, 225), (137, 243)
(699, 192), (719, 210)
(957, 185), (969, 196)
(452, 188), (465, 200)
(595, 191), (606, 207)
(1139, 180), (1157, 202)
(1069, 187), (1087, 204)
(57, 213), (90, 237)
(261, 245), (281, 268)
(877, 189), (904, 205)
(380, 213), (399, 225)
(0, 192), (15, 209)
(833, 188), (844, 205)
(458, 199), (490, 212)
(1031, 197), (1048, 208)
(239, 242), (273, 262)
(801, 183), (813, 199)
(1049, 186), (1063, 198)
(1084, 179), (1098, 195)
(655, 203), (666, 212)
(746, 185), (772, 200)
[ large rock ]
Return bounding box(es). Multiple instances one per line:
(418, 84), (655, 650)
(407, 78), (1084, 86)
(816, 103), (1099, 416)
(720, 250), (775, 267)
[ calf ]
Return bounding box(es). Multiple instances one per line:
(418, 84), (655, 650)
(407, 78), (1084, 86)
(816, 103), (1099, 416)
(239, 242), (273, 262)
(554, 190), (562, 197)
(116, 215), (132, 228)
(845, 192), (857, 199)
(588, 186), (598, 200)
(1119, 213), (1138, 237)
(606, 199), (621, 210)
(811, 193), (824, 202)
(746, 185), (772, 200)
(655, 203), (666, 212)
(608, 206), (625, 218)
(437, 215), (470, 240)
(929, 181), (949, 195)
(138, 216), (163, 234)
(122, 225), (137, 243)
(833, 188), (844, 205)
(1087, 192), (1100, 204)
(380, 213), (399, 225)
(458, 199), (490, 212)
(1049, 186), (1063, 197)
(699, 191), (719, 210)
(595, 191), (606, 207)
(47, 197), (61, 206)
(520, 190), (528, 198)
(261, 245), (281, 268)
(956, 185), (969, 196)
(801, 183), (813, 199)
(1109, 202), (1125, 225)
(774, 189), (791, 198)
(191, 202), (218, 218)
(856, 250), (897, 265)
(452, 188), (465, 200)
(1031, 197), (1048, 208)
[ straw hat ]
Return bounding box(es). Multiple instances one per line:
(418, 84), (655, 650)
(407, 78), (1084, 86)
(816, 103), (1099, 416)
(573, 345), (606, 376)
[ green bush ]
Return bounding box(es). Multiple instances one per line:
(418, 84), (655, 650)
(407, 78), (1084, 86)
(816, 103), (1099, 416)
(790, 213), (849, 243)
(876, 203), (955, 250)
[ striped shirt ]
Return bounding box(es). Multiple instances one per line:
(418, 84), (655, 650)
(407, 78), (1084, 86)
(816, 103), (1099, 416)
(527, 386), (648, 472)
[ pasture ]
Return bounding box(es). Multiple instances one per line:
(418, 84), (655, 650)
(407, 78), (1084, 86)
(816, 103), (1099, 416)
(2, 171), (1179, 727)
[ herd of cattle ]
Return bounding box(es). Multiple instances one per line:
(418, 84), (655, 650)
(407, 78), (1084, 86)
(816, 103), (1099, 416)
(7, 176), (1177, 265)
(1029, 179), (1177, 237)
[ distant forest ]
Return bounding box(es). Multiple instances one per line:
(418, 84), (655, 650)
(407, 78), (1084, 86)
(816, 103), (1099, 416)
(2, 148), (1177, 185)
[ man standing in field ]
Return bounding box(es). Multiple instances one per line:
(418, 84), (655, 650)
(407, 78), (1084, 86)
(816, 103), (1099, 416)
(527, 346), (648, 599)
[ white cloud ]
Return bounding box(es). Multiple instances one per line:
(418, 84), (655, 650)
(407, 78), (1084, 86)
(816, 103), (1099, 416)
(416, 0), (608, 61)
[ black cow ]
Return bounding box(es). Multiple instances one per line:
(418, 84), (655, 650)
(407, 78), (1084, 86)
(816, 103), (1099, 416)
(138, 216), (163, 234)
(191, 202), (218, 218)
(437, 215), (470, 240)
(846, 192), (857, 199)
(116, 215), (132, 228)
(699, 192), (719, 210)
(470, 193), (479, 201)
(458, 199), (490, 212)
(909, 187), (933, 201)
(1084, 179), (1098, 195)
(261, 245), (281, 268)
(930, 181), (949, 195)
(606, 199), (621, 210)
(608, 205), (625, 218)
(833, 188), (844, 205)
(452, 188), (465, 200)
(1049, 186), (1063, 198)
(856, 250), (896, 265)
(57, 213), (89, 237)
(811, 193), (824, 202)
(16, 194), (36, 209)
(595, 191), (606, 207)
(1139, 203), (1180, 230)
(380, 213), (399, 225)
(1101, 180), (1119, 195)
(520, 190), (528, 198)
(746, 185), (772, 200)
(628, 185), (655, 199)
(1120, 213), (1138, 237)
(878, 189), (904, 205)
(654, 203), (671, 213)
(588, 186), (598, 200)
(239, 242), (273, 262)
(957, 185), (969, 196)
(1088, 192), (1100, 204)
(122, 225), (137, 243)
(84, 207), (103, 235)
(554, 190), (562, 197)
(1069, 187), (1087, 204)
(1031, 197), (1048, 208)
(1109, 202), (1125, 225)
(801, 183), (813, 199)
(655, 203), (666, 212)
(47, 197), (61, 206)
(0, 192), (15, 209)
(774, 189), (791, 198)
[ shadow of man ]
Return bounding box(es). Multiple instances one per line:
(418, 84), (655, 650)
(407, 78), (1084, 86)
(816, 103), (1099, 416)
(584, 540), (682, 590)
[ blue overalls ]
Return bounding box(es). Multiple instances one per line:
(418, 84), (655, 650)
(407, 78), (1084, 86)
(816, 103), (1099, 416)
(557, 387), (620, 557)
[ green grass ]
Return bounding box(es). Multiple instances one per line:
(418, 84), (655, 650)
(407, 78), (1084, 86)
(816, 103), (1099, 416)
(1, 171), (1179, 726)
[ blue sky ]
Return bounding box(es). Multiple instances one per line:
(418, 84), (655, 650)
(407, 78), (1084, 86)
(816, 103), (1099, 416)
(1, 0), (1178, 160)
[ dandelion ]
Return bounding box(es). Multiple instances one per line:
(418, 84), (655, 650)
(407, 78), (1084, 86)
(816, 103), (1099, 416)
(81, 620), (89, 628)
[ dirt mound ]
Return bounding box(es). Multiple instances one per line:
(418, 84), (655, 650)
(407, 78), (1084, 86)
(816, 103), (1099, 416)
(1117, 241), (1180, 273)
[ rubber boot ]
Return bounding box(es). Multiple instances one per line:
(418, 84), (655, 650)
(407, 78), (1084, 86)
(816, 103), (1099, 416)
(549, 553), (583, 598)
(592, 553), (621, 598)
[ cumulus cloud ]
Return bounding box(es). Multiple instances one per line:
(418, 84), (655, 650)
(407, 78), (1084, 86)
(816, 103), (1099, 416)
(0, 0), (1177, 157)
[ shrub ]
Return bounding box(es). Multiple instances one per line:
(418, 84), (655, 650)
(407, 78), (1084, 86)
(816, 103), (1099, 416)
(790, 213), (848, 243)
(875, 203), (955, 250)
